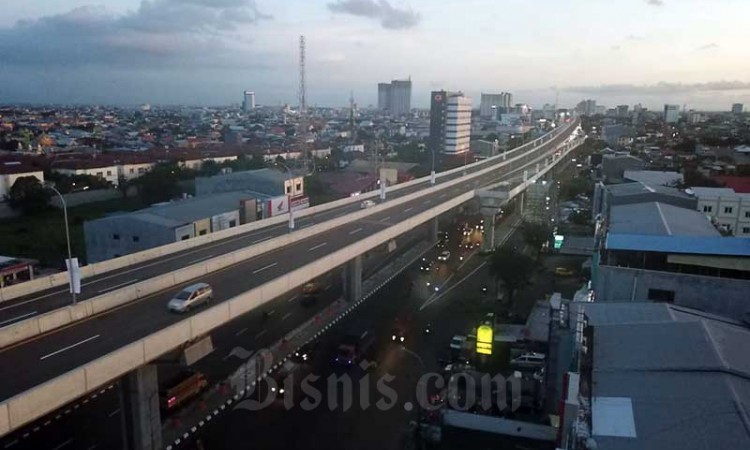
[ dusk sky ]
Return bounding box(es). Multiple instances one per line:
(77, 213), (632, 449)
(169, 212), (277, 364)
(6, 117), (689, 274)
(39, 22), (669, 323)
(1, 0), (749, 110)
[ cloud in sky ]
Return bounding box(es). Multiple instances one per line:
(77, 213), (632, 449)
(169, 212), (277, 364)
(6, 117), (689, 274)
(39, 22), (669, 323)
(698, 43), (719, 51)
(327, 0), (420, 29)
(562, 80), (750, 96)
(0, 0), (271, 68)
(646, 0), (665, 6)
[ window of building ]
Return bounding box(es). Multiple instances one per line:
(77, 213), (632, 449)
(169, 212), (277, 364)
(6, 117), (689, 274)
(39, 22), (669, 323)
(743, 227), (750, 234)
(228, 220), (237, 228)
(106, 170), (112, 176)
(138, 167), (146, 174)
(181, 235), (190, 241)
(96, 171), (103, 178)
(702, 205), (712, 213)
(199, 229), (207, 236)
(132, 236), (139, 242)
(648, 288), (675, 303)
(286, 185), (291, 194)
(296, 182), (302, 191)
(724, 206), (734, 214)
(113, 234), (120, 240)
(745, 211), (750, 218)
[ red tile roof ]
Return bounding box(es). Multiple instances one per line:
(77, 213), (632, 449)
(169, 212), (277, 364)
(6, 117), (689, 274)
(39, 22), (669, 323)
(713, 176), (750, 193)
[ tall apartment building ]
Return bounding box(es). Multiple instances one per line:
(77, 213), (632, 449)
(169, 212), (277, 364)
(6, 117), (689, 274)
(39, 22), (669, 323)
(242, 91), (255, 112)
(430, 90), (472, 155)
(479, 92), (512, 118)
(732, 103), (744, 114)
(376, 79), (412, 116)
(664, 104), (680, 123)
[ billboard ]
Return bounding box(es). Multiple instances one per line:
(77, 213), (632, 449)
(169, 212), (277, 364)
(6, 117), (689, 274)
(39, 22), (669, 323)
(290, 195), (310, 212)
(267, 195), (290, 217)
(477, 324), (493, 355)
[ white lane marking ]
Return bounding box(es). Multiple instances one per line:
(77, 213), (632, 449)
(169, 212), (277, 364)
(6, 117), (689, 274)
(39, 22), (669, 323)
(287, 295), (298, 303)
(97, 279), (139, 294)
(251, 236), (272, 244)
(0, 311), (38, 326)
(308, 242), (327, 252)
(187, 254), (215, 264)
(404, 207), (414, 213)
(40, 335), (101, 361)
(4, 439), (18, 448)
(281, 312), (292, 321)
(420, 262), (486, 311)
(252, 263), (277, 274)
(348, 227), (363, 235)
(107, 409), (120, 418)
(51, 439), (73, 450)
(379, 216), (391, 222)
(235, 327), (248, 337)
(255, 329), (267, 339)
(1, 223), (291, 310)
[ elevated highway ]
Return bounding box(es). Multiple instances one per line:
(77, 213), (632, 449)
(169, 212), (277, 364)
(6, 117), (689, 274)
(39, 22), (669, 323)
(0, 120), (583, 438)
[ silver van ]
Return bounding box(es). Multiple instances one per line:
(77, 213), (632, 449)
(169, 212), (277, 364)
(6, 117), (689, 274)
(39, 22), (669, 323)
(510, 352), (546, 369)
(167, 283), (213, 313)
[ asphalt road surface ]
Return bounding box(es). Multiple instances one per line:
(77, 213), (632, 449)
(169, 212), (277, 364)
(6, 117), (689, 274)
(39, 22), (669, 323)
(0, 126), (576, 411)
(0, 230), (429, 450)
(0, 125), (573, 327)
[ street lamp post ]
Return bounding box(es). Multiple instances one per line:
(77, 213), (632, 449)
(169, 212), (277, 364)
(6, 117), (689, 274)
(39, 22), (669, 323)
(430, 147), (436, 185)
(276, 162), (295, 231)
(45, 183), (76, 305)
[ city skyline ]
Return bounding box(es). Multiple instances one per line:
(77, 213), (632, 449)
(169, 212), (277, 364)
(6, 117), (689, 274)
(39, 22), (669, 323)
(1, 0), (749, 109)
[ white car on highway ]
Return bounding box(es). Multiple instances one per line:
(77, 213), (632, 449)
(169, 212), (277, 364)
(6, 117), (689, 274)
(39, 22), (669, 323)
(167, 283), (213, 313)
(437, 250), (451, 262)
(360, 200), (376, 209)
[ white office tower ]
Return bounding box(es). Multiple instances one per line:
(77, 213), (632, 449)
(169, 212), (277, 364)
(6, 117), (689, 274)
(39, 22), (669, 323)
(479, 92), (512, 118)
(243, 91), (256, 112)
(444, 94), (472, 154)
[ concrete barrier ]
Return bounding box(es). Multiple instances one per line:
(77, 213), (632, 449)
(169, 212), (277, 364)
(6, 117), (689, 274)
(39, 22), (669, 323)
(0, 127), (583, 436)
(0, 123), (580, 350)
(0, 123), (577, 304)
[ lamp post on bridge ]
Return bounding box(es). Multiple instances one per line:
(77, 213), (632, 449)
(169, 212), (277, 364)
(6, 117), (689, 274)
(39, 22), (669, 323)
(43, 182), (77, 305)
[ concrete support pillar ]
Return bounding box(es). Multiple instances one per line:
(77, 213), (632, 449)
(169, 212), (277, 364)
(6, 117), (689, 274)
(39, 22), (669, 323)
(343, 255), (363, 302)
(427, 217), (439, 243)
(120, 365), (162, 450)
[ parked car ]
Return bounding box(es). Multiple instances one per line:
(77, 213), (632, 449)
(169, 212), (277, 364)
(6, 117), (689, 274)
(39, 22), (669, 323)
(437, 250), (451, 261)
(167, 283), (213, 313)
(360, 199), (376, 209)
(510, 352), (546, 369)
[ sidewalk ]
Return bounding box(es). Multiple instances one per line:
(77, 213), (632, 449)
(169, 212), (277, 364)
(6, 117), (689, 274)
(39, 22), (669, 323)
(163, 240), (435, 449)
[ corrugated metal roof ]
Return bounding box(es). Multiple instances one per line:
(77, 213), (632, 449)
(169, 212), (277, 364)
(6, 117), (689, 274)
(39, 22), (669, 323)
(605, 233), (750, 256)
(588, 303), (750, 450)
(609, 202), (720, 236)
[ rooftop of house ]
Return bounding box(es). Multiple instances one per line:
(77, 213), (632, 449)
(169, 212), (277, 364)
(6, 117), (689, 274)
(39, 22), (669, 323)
(581, 302), (750, 450)
(609, 201), (720, 237)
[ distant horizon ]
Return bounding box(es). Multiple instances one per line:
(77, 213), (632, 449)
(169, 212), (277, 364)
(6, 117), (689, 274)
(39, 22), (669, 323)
(2, 1), (749, 111)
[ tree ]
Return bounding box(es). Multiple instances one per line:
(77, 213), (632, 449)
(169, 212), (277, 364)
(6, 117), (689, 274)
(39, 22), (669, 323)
(521, 221), (552, 259)
(199, 160), (222, 176)
(134, 164), (181, 204)
(559, 177), (592, 201)
(6, 176), (51, 215)
(488, 247), (535, 304)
